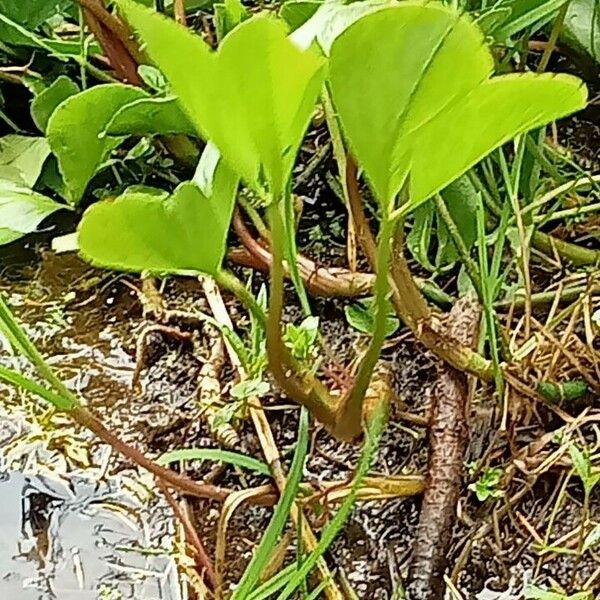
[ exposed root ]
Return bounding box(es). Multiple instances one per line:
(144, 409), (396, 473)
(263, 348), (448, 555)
(231, 209), (373, 298)
(407, 297), (481, 600)
(197, 324), (240, 449)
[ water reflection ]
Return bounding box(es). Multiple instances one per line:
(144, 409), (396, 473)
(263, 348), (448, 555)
(0, 472), (180, 600)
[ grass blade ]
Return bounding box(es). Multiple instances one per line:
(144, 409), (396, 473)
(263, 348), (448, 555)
(247, 563), (297, 600)
(231, 406), (310, 599)
(0, 365), (73, 411)
(158, 448), (271, 475)
(275, 401), (388, 600)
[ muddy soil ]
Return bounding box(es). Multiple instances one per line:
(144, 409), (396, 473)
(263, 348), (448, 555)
(1, 244), (599, 599)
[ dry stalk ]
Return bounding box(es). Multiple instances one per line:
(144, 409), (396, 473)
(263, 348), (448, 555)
(200, 277), (345, 600)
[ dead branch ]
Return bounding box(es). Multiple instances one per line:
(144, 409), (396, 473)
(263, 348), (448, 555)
(406, 297), (481, 600)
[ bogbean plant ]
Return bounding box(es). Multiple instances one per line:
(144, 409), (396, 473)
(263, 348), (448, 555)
(75, 0), (586, 441)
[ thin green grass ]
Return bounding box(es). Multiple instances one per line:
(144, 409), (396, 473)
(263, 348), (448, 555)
(275, 401), (388, 600)
(158, 448), (271, 475)
(231, 407), (310, 599)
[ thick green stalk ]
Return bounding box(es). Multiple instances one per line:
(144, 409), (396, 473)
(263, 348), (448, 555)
(214, 269), (267, 328)
(335, 217), (396, 435)
(531, 231), (600, 266)
(283, 186), (311, 316)
(345, 160), (494, 382)
(265, 203), (338, 429)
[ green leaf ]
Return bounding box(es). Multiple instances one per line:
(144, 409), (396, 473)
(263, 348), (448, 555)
(0, 229), (22, 245)
(0, 179), (67, 245)
(569, 443), (598, 495)
(0, 365), (75, 412)
(562, 0), (600, 63)
(230, 378), (270, 400)
(492, 0), (569, 40)
(468, 466), (504, 502)
(583, 523), (600, 553)
(105, 96), (197, 136)
(280, 1), (322, 31)
(329, 4), (587, 211)
(78, 166), (238, 276)
(407, 201), (436, 271)
(193, 140), (222, 195)
(47, 84), (147, 204)
(31, 76), (80, 133)
(138, 65), (168, 93)
(524, 585), (592, 600)
(284, 316), (320, 361)
(0, 135), (51, 187)
(345, 298), (399, 337)
(437, 175), (479, 267)
(290, 0), (393, 53)
(0, 0), (68, 46)
(118, 0), (326, 197)
(214, 0), (248, 42)
(247, 565), (296, 600)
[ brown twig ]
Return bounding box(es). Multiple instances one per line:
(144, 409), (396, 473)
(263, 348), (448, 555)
(231, 210), (373, 297)
(264, 204), (341, 434)
(77, 0), (144, 62)
(76, 0), (143, 85)
(174, 0), (187, 25)
(156, 478), (217, 588)
(71, 405), (278, 504)
(406, 297), (481, 600)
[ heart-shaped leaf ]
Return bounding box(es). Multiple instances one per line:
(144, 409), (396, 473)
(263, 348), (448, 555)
(78, 165), (238, 276)
(105, 96), (196, 137)
(47, 84), (147, 204)
(118, 0), (326, 197)
(329, 4), (587, 211)
(0, 179), (68, 245)
(0, 135), (51, 187)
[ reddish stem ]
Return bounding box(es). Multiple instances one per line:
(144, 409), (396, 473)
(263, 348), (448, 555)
(157, 478), (216, 588)
(72, 406), (278, 505)
(231, 210), (373, 298)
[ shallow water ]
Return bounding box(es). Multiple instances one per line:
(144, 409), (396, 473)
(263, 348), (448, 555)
(0, 251), (181, 600)
(0, 472), (180, 600)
